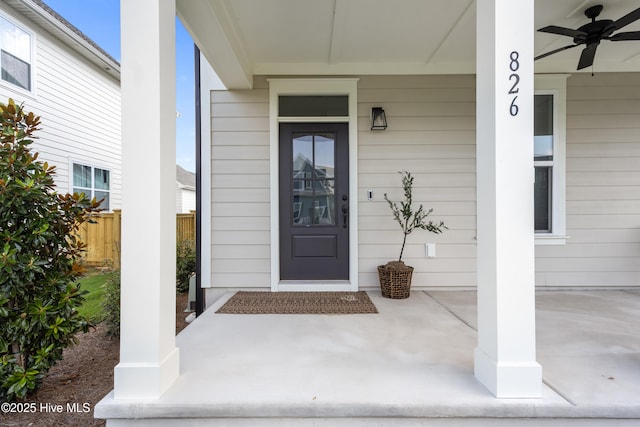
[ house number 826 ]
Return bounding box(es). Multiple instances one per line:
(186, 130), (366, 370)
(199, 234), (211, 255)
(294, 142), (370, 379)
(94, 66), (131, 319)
(508, 51), (520, 116)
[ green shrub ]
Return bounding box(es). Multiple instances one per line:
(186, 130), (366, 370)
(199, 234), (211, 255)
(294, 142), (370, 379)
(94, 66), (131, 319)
(176, 240), (195, 293)
(0, 99), (101, 401)
(101, 270), (120, 337)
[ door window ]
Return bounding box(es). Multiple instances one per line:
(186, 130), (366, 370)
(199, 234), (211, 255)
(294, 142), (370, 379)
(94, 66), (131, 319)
(292, 132), (336, 226)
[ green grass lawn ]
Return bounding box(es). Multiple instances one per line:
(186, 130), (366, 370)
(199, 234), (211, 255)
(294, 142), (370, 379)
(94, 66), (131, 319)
(77, 271), (110, 321)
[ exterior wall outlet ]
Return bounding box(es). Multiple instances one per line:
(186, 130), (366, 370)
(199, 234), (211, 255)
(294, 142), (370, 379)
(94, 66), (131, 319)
(425, 243), (436, 258)
(367, 189), (373, 200)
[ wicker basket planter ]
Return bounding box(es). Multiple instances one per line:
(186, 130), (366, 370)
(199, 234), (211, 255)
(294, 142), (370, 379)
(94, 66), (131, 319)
(377, 263), (414, 299)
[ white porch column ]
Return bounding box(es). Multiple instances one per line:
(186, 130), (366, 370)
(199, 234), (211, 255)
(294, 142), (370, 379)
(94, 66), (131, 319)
(114, 0), (179, 399)
(474, 0), (542, 398)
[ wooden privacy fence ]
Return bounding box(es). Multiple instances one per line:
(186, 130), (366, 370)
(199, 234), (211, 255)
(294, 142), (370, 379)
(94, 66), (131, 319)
(77, 209), (196, 268)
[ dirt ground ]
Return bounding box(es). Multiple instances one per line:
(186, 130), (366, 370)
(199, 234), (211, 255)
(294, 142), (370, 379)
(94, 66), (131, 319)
(2, 293), (190, 427)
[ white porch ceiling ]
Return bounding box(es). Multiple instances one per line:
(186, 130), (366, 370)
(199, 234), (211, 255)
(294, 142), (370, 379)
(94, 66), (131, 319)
(177, 0), (640, 88)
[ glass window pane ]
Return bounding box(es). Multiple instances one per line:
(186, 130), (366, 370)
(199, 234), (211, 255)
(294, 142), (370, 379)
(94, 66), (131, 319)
(291, 132), (339, 226)
(73, 187), (90, 199)
(534, 167), (552, 232)
(292, 199), (304, 224)
(314, 179), (335, 225)
(534, 135), (554, 161)
(73, 164), (92, 188)
(292, 133), (313, 179)
(293, 195), (312, 225)
(279, 96), (348, 117)
(94, 168), (110, 190)
(95, 191), (110, 211)
(314, 133), (335, 178)
(0, 17), (30, 61)
(1, 17), (31, 90)
(534, 95), (553, 160)
(1, 50), (30, 90)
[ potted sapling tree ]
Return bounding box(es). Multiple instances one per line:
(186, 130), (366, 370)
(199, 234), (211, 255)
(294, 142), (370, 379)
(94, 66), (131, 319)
(378, 171), (446, 299)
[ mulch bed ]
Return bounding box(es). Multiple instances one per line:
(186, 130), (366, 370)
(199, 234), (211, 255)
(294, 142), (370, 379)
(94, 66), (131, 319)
(216, 291), (378, 314)
(2, 292), (189, 427)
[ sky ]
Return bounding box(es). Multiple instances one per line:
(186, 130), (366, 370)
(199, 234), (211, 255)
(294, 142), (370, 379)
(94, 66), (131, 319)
(44, 0), (197, 172)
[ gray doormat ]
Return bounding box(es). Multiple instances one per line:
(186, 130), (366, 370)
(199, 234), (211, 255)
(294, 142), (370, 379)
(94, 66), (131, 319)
(215, 291), (378, 314)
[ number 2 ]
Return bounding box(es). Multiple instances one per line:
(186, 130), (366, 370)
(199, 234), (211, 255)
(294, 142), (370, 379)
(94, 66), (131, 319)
(508, 74), (520, 94)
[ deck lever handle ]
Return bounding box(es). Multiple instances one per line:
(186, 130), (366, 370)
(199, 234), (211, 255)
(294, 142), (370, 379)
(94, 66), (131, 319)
(342, 204), (348, 228)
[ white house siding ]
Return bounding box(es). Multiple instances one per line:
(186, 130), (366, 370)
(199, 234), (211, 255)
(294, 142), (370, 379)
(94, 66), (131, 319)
(535, 73), (640, 288)
(176, 185), (196, 213)
(210, 74), (640, 290)
(357, 75), (477, 289)
(210, 75), (476, 289)
(0, 4), (121, 209)
(210, 80), (270, 287)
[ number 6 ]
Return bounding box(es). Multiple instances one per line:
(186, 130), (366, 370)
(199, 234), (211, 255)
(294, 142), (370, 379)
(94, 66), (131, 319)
(510, 96), (519, 116)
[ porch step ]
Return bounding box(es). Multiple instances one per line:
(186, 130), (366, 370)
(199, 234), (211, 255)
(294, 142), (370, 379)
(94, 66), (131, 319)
(100, 414), (639, 427)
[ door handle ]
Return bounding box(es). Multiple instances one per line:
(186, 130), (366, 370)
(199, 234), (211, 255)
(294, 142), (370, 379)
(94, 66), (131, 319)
(342, 204), (348, 228)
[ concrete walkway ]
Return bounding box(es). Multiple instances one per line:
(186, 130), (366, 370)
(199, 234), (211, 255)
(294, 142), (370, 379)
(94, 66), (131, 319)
(96, 290), (640, 426)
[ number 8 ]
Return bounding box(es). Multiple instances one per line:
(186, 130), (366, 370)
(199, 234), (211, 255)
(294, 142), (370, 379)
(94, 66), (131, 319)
(510, 51), (519, 72)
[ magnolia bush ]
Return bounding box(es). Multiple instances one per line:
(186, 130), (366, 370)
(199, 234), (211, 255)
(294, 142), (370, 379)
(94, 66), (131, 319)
(0, 99), (101, 400)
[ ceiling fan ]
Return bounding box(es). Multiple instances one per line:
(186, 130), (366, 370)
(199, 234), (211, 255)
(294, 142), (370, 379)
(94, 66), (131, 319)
(535, 4), (640, 70)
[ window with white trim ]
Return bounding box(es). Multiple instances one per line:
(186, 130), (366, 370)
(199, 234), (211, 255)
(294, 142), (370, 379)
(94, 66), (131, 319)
(534, 94), (553, 232)
(0, 15), (32, 91)
(72, 163), (110, 211)
(534, 75), (568, 245)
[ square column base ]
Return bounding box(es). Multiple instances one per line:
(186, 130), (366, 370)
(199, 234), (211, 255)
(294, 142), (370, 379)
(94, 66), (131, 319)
(114, 348), (180, 399)
(474, 347), (542, 398)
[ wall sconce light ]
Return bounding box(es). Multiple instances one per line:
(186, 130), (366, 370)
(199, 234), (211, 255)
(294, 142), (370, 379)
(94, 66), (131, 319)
(370, 107), (387, 130)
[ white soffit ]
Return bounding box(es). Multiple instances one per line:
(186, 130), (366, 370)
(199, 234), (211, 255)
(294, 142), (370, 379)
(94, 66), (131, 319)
(177, 0), (640, 89)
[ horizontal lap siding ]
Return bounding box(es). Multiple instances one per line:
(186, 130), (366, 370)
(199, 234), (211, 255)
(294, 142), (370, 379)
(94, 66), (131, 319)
(211, 78), (270, 288)
(209, 73), (639, 290)
(34, 41), (122, 208)
(535, 73), (640, 287)
(357, 75), (477, 288)
(0, 6), (121, 208)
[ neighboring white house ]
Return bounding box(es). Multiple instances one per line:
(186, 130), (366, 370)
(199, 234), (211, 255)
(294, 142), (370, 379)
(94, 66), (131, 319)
(0, 0), (120, 211)
(176, 164), (196, 213)
(98, 0), (640, 420)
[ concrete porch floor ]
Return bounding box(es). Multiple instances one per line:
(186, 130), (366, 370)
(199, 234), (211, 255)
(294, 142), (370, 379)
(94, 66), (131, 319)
(95, 289), (640, 426)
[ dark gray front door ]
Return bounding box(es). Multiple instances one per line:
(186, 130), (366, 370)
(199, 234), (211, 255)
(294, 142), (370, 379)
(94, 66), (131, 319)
(279, 123), (349, 280)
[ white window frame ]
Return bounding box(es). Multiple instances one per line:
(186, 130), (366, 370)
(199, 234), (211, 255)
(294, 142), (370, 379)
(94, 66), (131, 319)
(534, 75), (569, 245)
(0, 11), (34, 95)
(70, 161), (112, 211)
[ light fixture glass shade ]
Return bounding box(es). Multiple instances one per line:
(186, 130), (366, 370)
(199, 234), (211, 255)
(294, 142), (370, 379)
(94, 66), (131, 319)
(371, 107), (387, 130)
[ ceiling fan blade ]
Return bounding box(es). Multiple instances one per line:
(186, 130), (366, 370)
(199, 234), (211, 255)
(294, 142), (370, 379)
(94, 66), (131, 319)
(577, 43), (598, 70)
(608, 7), (640, 31)
(608, 31), (640, 41)
(538, 25), (587, 39)
(534, 44), (579, 61)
